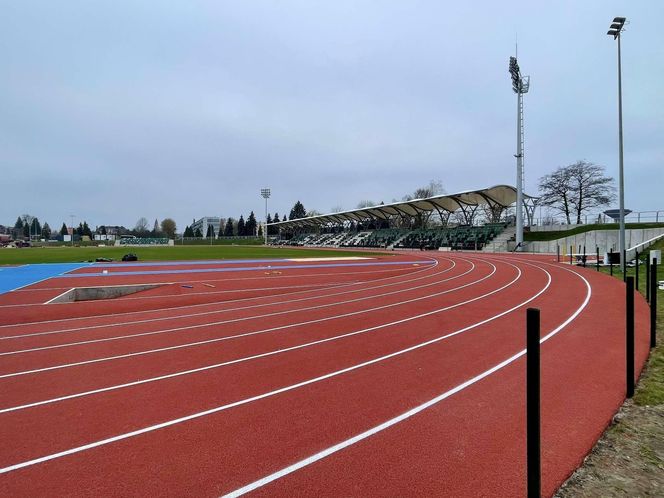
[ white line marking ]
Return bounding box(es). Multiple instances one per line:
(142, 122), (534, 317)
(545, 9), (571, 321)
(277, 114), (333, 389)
(0, 261), (514, 413)
(0, 259), (444, 341)
(0, 260), (489, 377)
(42, 289), (75, 305)
(0, 261), (465, 356)
(222, 263), (591, 497)
(0, 259), (549, 474)
(0, 258), (439, 325)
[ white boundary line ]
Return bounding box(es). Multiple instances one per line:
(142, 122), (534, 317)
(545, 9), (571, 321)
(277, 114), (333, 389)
(0, 259), (445, 341)
(0, 259), (496, 378)
(0, 260), (467, 356)
(0, 257), (440, 325)
(0, 260), (517, 413)
(222, 262), (592, 497)
(0, 258), (551, 474)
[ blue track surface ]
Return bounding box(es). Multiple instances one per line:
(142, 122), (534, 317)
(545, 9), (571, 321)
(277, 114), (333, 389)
(91, 258), (305, 269)
(61, 260), (434, 278)
(0, 263), (90, 294)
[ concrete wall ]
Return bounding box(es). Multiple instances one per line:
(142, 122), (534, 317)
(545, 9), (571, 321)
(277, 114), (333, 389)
(524, 227), (664, 257)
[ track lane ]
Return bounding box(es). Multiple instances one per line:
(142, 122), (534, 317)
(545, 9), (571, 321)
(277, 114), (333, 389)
(0, 258), (553, 469)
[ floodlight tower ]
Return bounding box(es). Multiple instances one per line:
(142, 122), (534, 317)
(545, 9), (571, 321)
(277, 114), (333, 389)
(509, 55), (530, 251)
(260, 188), (271, 245)
(607, 17), (627, 277)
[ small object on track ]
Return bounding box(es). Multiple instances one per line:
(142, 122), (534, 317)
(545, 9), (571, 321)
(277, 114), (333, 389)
(181, 285), (194, 289)
(203, 283), (215, 288)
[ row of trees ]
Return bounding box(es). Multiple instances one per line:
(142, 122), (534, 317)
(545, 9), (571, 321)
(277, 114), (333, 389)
(181, 212), (261, 238)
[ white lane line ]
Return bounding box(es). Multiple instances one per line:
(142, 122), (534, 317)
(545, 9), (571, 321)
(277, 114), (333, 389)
(0, 259), (547, 474)
(0, 260), (490, 378)
(0, 258), (440, 327)
(0, 260), (512, 413)
(0, 258), (445, 341)
(0, 261), (466, 356)
(42, 289), (75, 305)
(223, 264), (590, 497)
(8, 266), (414, 295)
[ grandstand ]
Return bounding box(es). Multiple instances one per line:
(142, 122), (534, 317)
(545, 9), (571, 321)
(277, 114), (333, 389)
(269, 185), (531, 251)
(116, 237), (172, 246)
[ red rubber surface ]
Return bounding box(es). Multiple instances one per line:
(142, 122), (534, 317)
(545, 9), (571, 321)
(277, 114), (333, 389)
(0, 253), (651, 497)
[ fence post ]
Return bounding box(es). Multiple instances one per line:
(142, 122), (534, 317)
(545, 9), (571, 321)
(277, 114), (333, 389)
(651, 258), (658, 348)
(623, 250), (627, 282)
(635, 251), (639, 291)
(556, 245), (560, 263)
(646, 258), (650, 303)
(583, 245), (586, 268)
(570, 245), (573, 266)
(596, 247), (600, 271)
(626, 277), (635, 398)
(610, 258), (614, 276)
(526, 308), (541, 498)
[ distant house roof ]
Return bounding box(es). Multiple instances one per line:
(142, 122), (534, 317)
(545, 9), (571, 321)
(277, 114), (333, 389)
(270, 185), (535, 229)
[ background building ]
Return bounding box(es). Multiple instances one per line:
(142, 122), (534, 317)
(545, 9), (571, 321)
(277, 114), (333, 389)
(191, 217), (221, 238)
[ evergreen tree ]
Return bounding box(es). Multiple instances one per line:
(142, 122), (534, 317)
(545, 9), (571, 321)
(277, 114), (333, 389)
(237, 215), (246, 236)
(206, 224), (215, 238)
(246, 211), (257, 236)
(14, 216), (23, 231)
(60, 222), (68, 236)
(289, 201), (306, 220)
(194, 227), (203, 237)
(153, 219), (159, 235)
(100, 226), (107, 235)
(42, 222), (52, 240)
(258, 224), (263, 237)
(29, 217), (41, 238)
(183, 225), (193, 237)
(82, 221), (93, 238)
(224, 218), (234, 236)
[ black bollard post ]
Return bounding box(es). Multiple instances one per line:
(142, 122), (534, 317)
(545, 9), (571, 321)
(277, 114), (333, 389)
(651, 258), (658, 348)
(556, 245), (560, 263)
(646, 258), (650, 303)
(583, 245), (586, 268)
(526, 308), (541, 498)
(635, 251), (639, 291)
(610, 257), (614, 276)
(623, 249), (627, 282)
(596, 247), (600, 272)
(570, 245), (573, 266)
(626, 277), (635, 398)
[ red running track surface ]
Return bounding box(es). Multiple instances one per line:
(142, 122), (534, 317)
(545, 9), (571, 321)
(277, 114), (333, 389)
(0, 253), (651, 497)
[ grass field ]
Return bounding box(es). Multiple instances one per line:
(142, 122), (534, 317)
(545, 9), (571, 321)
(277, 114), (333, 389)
(598, 238), (663, 405)
(0, 245), (383, 265)
(525, 222), (664, 242)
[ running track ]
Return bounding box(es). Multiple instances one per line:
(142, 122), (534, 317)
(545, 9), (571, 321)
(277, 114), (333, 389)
(0, 252), (651, 497)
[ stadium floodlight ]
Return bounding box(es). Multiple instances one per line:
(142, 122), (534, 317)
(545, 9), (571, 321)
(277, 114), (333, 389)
(607, 16), (627, 277)
(261, 188), (271, 245)
(69, 214), (75, 247)
(508, 55), (530, 251)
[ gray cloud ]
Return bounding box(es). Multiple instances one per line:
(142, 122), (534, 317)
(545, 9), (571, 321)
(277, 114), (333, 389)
(1, 0), (662, 230)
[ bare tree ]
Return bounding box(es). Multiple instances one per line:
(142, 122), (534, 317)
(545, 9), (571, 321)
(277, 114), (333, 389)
(538, 161), (615, 224)
(134, 217), (149, 234)
(480, 204), (506, 224)
(330, 205), (344, 213)
(410, 179), (446, 229)
(356, 200), (376, 209)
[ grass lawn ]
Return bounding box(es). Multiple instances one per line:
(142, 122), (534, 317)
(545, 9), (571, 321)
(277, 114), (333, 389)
(597, 238), (663, 405)
(525, 222), (664, 242)
(0, 245), (384, 265)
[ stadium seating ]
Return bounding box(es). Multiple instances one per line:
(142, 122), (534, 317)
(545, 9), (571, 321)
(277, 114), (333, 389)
(273, 223), (507, 250)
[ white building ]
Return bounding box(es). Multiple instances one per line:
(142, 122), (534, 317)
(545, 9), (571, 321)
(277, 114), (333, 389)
(191, 216), (222, 238)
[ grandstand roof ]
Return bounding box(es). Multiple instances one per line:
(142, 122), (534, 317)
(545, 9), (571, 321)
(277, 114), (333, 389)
(271, 184), (534, 229)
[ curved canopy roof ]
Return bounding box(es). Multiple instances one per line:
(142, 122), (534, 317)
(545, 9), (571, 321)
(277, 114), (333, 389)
(270, 184), (535, 229)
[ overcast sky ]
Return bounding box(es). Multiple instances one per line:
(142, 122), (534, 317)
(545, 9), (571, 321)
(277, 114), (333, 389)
(2, 1), (662, 231)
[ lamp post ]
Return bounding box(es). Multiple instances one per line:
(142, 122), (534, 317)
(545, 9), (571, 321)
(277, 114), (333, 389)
(607, 16), (627, 276)
(261, 188), (271, 245)
(69, 214), (75, 247)
(509, 55), (530, 251)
